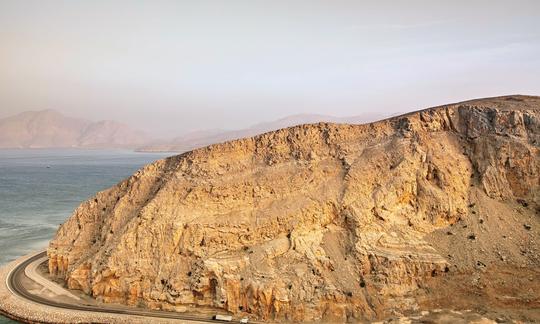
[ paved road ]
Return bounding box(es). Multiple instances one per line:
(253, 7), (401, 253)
(6, 252), (237, 323)
(23, 255), (81, 301)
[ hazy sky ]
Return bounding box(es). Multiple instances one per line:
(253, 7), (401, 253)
(1, 1), (539, 137)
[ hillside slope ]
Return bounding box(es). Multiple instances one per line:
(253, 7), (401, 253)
(137, 113), (384, 153)
(48, 95), (540, 322)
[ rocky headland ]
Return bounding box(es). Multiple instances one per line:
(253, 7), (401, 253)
(48, 95), (540, 322)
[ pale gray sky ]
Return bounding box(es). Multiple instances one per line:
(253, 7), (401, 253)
(1, 0), (539, 137)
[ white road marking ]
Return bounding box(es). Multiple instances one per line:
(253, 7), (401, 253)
(24, 255), (81, 301)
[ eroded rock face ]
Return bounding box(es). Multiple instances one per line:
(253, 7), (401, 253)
(48, 96), (540, 321)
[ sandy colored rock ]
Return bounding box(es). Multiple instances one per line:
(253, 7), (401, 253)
(48, 95), (540, 322)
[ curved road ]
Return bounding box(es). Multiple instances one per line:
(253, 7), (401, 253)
(6, 252), (237, 323)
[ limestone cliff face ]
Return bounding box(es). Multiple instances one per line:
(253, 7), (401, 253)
(48, 96), (540, 321)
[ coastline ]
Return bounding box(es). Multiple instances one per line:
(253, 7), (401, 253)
(0, 251), (202, 324)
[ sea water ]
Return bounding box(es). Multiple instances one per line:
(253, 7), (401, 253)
(0, 149), (171, 323)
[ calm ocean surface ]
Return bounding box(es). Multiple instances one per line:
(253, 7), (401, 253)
(0, 149), (171, 323)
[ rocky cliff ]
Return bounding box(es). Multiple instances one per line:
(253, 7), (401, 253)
(48, 95), (540, 322)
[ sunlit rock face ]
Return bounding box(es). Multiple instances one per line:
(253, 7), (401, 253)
(48, 96), (540, 321)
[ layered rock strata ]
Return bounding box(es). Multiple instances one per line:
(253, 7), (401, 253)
(48, 95), (540, 321)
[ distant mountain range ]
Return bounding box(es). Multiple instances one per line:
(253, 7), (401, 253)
(0, 110), (150, 149)
(137, 113), (387, 152)
(0, 110), (390, 151)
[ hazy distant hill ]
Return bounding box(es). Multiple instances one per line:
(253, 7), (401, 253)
(138, 112), (387, 152)
(0, 110), (390, 151)
(0, 110), (150, 149)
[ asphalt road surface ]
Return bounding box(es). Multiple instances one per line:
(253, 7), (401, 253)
(6, 251), (244, 323)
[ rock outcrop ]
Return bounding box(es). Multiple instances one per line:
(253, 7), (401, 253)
(48, 95), (540, 322)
